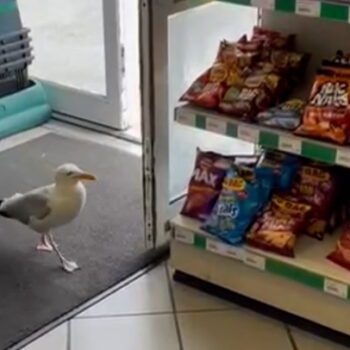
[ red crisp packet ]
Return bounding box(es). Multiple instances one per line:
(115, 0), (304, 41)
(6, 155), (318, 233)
(246, 195), (311, 257)
(328, 222), (350, 271)
(181, 149), (233, 221)
(289, 164), (336, 240)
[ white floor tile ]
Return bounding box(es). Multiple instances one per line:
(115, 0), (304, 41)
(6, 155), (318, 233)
(178, 309), (293, 350)
(291, 328), (349, 350)
(78, 264), (172, 317)
(71, 315), (180, 350)
(170, 278), (235, 312)
(22, 324), (67, 350)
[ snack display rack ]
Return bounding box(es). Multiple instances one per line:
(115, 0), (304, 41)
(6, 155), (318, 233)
(145, 0), (350, 343)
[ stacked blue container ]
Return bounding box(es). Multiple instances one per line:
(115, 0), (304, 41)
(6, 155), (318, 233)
(0, 0), (50, 139)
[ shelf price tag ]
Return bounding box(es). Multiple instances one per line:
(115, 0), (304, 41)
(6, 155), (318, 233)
(206, 118), (227, 135)
(175, 229), (194, 245)
(251, 0), (275, 10)
(238, 126), (259, 144)
(176, 111), (194, 126)
(324, 278), (348, 299)
(336, 149), (350, 168)
(296, 0), (321, 17)
(244, 252), (266, 271)
(206, 240), (243, 261)
(278, 136), (301, 155)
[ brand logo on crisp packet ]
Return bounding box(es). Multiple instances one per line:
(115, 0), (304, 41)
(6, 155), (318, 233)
(193, 168), (219, 187)
(223, 177), (245, 191)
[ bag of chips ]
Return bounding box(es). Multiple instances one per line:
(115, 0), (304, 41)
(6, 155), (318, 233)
(295, 70), (350, 144)
(219, 72), (280, 119)
(181, 149), (234, 221)
(202, 165), (273, 245)
(289, 164), (336, 240)
(180, 39), (250, 109)
(252, 27), (295, 52)
(246, 195), (311, 257)
(255, 99), (305, 130)
(328, 222), (350, 271)
(258, 150), (299, 191)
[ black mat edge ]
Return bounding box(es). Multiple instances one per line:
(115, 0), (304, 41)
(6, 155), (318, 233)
(173, 270), (350, 348)
(9, 245), (169, 350)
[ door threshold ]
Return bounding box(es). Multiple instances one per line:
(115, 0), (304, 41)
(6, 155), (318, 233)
(52, 111), (142, 145)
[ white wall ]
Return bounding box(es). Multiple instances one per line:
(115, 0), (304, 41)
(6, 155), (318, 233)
(168, 2), (257, 198)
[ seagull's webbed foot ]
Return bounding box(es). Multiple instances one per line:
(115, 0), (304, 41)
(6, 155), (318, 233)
(36, 234), (53, 252)
(62, 260), (79, 273)
(48, 233), (80, 273)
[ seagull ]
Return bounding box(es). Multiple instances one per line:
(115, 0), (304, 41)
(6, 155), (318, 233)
(0, 163), (96, 272)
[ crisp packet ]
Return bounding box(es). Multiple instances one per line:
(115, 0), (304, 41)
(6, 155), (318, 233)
(328, 222), (350, 271)
(295, 70), (350, 144)
(289, 164), (336, 240)
(258, 150), (299, 191)
(202, 165), (273, 245)
(246, 195), (311, 257)
(181, 149), (233, 221)
(255, 99), (305, 130)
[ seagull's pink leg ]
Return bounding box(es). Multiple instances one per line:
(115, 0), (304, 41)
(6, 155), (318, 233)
(36, 233), (53, 252)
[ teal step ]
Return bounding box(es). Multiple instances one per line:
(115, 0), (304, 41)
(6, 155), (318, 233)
(0, 80), (51, 139)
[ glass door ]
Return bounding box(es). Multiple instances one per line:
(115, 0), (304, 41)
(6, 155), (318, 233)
(144, 0), (258, 246)
(17, 0), (126, 130)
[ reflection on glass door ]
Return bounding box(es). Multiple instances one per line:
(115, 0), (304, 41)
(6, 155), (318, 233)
(19, 0), (106, 95)
(168, 2), (257, 200)
(17, 0), (124, 129)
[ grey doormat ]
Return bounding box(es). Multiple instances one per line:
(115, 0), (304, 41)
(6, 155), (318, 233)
(0, 133), (159, 350)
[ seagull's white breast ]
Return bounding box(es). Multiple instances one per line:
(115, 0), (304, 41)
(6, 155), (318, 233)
(30, 183), (87, 232)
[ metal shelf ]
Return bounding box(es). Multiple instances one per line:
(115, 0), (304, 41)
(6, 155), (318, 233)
(196, 0), (350, 23)
(175, 105), (350, 168)
(171, 214), (350, 301)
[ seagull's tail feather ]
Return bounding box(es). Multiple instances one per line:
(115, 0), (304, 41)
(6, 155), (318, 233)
(0, 199), (11, 218)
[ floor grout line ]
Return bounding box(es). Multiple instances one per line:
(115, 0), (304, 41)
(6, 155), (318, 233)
(165, 263), (185, 350)
(285, 325), (299, 350)
(75, 307), (237, 320)
(66, 321), (71, 350)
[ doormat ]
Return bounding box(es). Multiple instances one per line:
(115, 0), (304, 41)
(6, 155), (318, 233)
(0, 133), (164, 349)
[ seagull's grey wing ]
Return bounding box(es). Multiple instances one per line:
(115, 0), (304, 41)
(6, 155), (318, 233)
(1, 188), (51, 225)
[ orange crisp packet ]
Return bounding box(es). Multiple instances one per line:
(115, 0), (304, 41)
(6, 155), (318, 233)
(295, 72), (350, 144)
(246, 195), (311, 257)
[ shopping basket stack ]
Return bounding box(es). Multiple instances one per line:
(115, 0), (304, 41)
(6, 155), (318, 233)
(0, 0), (50, 139)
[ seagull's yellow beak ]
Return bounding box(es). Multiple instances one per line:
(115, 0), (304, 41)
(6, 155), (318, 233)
(74, 172), (97, 181)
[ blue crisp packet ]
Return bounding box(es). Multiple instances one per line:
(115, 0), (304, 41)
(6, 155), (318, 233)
(259, 151), (299, 191)
(202, 166), (273, 245)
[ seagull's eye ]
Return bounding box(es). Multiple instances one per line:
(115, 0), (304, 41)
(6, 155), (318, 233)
(66, 171), (74, 176)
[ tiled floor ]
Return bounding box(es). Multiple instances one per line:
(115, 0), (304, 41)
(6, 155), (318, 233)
(21, 263), (348, 350)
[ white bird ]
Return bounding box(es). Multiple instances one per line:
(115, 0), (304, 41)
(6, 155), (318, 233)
(0, 163), (96, 272)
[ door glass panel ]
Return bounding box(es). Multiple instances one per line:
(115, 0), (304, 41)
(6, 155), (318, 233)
(168, 2), (258, 199)
(17, 0), (106, 95)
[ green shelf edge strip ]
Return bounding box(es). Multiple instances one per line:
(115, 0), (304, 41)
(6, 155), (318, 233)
(219, 0), (350, 22)
(182, 112), (341, 166)
(188, 233), (350, 299)
(301, 142), (336, 164)
(0, 1), (17, 15)
(259, 131), (279, 149)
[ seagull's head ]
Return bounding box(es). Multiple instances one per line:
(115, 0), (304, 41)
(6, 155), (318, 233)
(55, 163), (96, 186)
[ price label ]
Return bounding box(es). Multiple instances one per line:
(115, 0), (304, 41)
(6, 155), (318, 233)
(206, 119), (227, 135)
(324, 278), (348, 299)
(175, 230), (194, 245)
(278, 136), (301, 155)
(177, 111), (194, 126)
(244, 252), (266, 271)
(238, 126), (259, 144)
(251, 0), (275, 10)
(206, 240), (243, 261)
(336, 149), (350, 168)
(296, 0), (320, 17)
